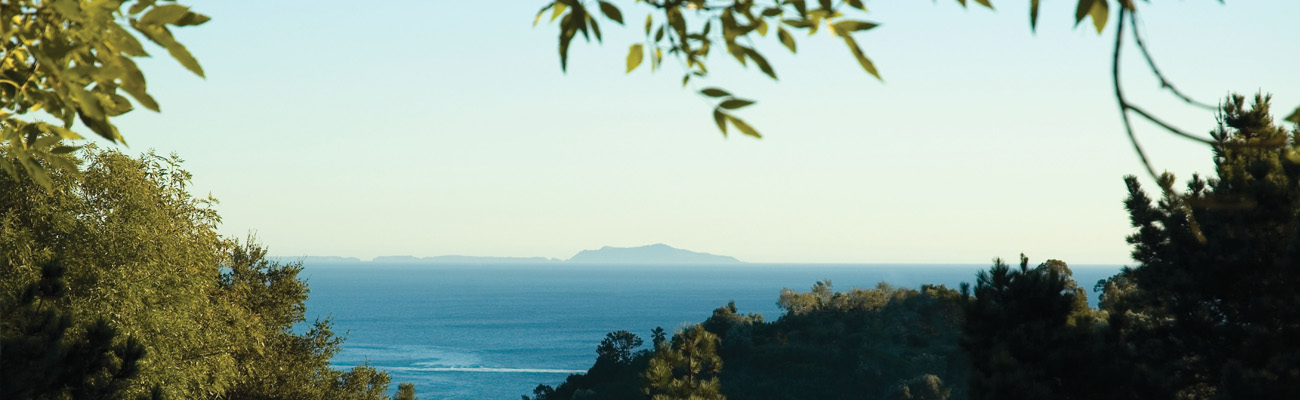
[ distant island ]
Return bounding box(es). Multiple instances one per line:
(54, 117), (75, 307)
(567, 243), (742, 264)
(276, 244), (741, 265)
(371, 255), (560, 264)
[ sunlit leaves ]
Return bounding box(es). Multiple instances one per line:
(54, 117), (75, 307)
(702, 90), (760, 138)
(626, 44), (643, 73)
(139, 4), (192, 26)
(1076, 0), (1110, 33)
(0, 0), (209, 188)
(537, 0), (1125, 140)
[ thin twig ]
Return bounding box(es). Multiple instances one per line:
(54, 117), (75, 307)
(1126, 104), (1214, 145)
(1112, 7), (1161, 188)
(1129, 15), (1217, 111)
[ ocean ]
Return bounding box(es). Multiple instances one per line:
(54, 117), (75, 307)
(299, 263), (1124, 400)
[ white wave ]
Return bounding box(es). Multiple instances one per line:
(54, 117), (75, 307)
(385, 366), (585, 374)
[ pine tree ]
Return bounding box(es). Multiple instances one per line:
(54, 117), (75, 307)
(1108, 93), (1300, 399)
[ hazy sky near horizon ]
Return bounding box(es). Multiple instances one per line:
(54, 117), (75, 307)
(108, 1), (1298, 263)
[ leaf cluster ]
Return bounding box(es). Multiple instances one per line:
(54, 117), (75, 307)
(0, 0), (208, 189)
(537, 0), (1137, 138)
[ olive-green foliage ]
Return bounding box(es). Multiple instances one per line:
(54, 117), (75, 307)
(527, 330), (654, 400)
(960, 256), (1118, 400)
(0, 148), (403, 399)
(0, 259), (151, 400)
(644, 324), (725, 400)
(725, 282), (966, 400)
(1104, 94), (1300, 399)
(528, 282), (968, 400)
(533, 0), (1190, 138)
(393, 383), (418, 400)
(0, 0), (208, 188)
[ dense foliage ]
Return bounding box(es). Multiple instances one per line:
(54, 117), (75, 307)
(526, 96), (1300, 399)
(527, 281), (969, 400)
(0, 0), (208, 188)
(1101, 94), (1300, 399)
(0, 148), (411, 399)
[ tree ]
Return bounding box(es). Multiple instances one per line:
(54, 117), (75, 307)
(961, 255), (1119, 400)
(596, 330), (644, 365)
(0, 259), (152, 400)
(393, 383), (418, 400)
(0, 147), (405, 399)
(0, 0), (208, 188)
(643, 324), (725, 400)
(1103, 94), (1300, 399)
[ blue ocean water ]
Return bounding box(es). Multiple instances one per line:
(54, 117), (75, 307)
(300, 263), (1123, 400)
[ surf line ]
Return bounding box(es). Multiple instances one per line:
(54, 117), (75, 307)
(354, 366), (586, 374)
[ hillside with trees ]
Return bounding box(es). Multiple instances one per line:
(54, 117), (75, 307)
(0, 148), (415, 399)
(525, 95), (1300, 399)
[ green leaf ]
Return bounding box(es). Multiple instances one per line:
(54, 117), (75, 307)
(700, 88), (731, 98)
(645, 14), (652, 35)
(534, 4), (551, 26)
(48, 125), (83, 140)
(558, 16), (576, 71)
(832, 20), (878, 33)
(713, 109), (728, 136)
(841, 35), (880, 79)
(1285, 106), (1300, 124)
(588, 14), (602, 42)
(655, 26), (664, 41)
(109, 24), (149, 57)
(51, 0), (80, 17)
(552, 2), (568, 22)
(1087, 0), (1109, 33)
(782, 19), (814, 29)
(846, 0), (865, 11)
(756, 19), (768, 36)
(173, 12), (211, 26)
(762, 7), (782, 17)
(21, 159), (52, 189)
(626, 44), (644, 73)
(719, 99), (755, 110)
(1075, 0), (1096, 26)
(1030, 0), (1041, 32)
(140, 4), (191, 26)
(974, 0), (993, 9)
(598, 2), (623, 24)
(778, 27), (797, 53)
(164, 38), (205, 78)
(726, 115), (761, 138)
(129, 0), (157, 15)
(742, 47), (777, 80)
(681, 74), (690, 87)
(51, 145), (81, 154)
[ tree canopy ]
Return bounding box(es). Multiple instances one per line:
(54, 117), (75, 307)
(0, 147), (411, 399)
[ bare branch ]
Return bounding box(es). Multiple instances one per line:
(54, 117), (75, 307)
(1129, 15), (1217, 111)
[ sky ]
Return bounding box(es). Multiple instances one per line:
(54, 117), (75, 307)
(106, 0), (1299, 264)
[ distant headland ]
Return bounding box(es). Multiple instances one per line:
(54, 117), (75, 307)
(275, 243), (742, 265)
(567, 243), (741, 264)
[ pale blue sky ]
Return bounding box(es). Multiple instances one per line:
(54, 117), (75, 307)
(109, 1), (1298, 263)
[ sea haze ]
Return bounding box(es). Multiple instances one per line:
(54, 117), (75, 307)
(299, 262), (1124, 400)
